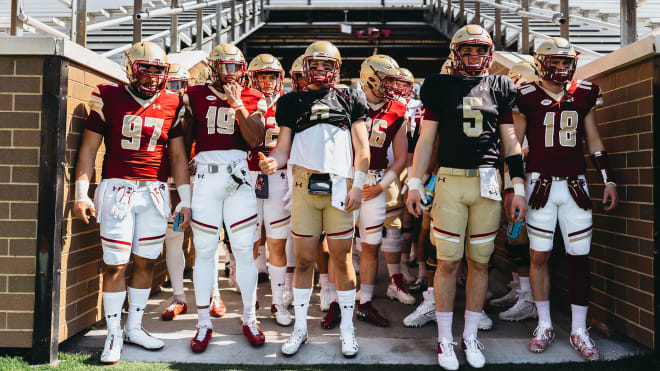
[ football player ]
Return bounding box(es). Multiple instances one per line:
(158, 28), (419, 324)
(166, 63), (190, 94)
(246, 53), (293, 326)
(260, 41), (370, 357)
(355, 55), (412, 328)
(289, 55), (307, 92)
(406, 25), (527, 370)
(73, 42), (192, 364)
(505, 38), (617, 360)
(183, 44), (267, 352)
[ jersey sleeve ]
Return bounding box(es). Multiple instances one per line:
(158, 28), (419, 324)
(350, 89), (369, 124)
(275, 92), (298, 130)
(419, 73), (444, 118)
(497, 76), (518, 118)
(85, 86), (105, 134)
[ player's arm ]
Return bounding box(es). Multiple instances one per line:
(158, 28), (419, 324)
(73, 129), (103, 224)
(584, 108), (618, 211)
(259, 126), (292, 175)
(168, 136), (192, 228)
(500, 122), (527, 222)
(365, 123), (409, 202)
(181, 94), (195, 157)
(224, 82), (266, 147)
(406, 119), (438, 217)
(346, 119), (370, 211)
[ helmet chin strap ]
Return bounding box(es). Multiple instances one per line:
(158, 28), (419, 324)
(128, 82), (154, 99)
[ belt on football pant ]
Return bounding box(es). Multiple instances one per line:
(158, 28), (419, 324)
(438, 167), (479, 177)
(198, 163), (246, 186)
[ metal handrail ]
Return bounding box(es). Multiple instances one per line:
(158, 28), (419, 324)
(475, 0), (564, 24)
(17, 12), (70, 40)
(135, 0), (228, 20)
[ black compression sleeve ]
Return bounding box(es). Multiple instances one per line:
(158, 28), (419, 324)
(505, 154), (525, 180)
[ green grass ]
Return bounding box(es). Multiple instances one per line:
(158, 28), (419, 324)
(0, 353), (658, 370)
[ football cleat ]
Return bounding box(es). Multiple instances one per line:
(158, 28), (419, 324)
(190, 322), (213, 353)
(462, 336), (486, 368)
(408, 275), (427, 294)
(210, 296), (226, 318)
(437, 338), (459, 370)
(490, 284), (520, 308)
(478, 310), (493, 331)
(400, 261), (416, 284)
(387, 273), (416, 305)
(100, 327), (123, 364)
(271, 304), (293, 327)
(529, 321), (555, 353)
(403, 289), (436, 328)
(281, 327), (308, 356)
(161, 301), (187, 321)
(356, 301), (390, 327)
(319, 285), (331, 312)
(339, 328), (359, 357)
(570, 328), (600, 361)
(242, 320), (265, 346)
(123, 326), (165, 350)
(321, 301), (341, 329)
(499, 291), (537, 322)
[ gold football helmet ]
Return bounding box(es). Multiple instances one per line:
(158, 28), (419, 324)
(125, 41), (169, 96)
(208, 43), (247, 86)
(360, 54), (400, 99)
(289, 55), (306, 91)
(302, 41), (342, 87)
(393, 67), (415, 98)
(508, 60), (538, 87)
(166, 63), (191, 93)
(440, 56), (454, 75)
(534, 37), (578, 84)
(248, 54), (284, 96)
(450, 24), (494, 76)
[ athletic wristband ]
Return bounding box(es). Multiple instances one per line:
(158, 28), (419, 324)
(231, 105), (245, 112)
(407, 177), (421, 193)
(229, 99), (244, 109)
(75, 179), (90, 202)
(352, 171), (367, 190)
(176, 184), (192, 209)
(513, 183), (525, 197)
(590, 151), (616, 186)
(505, 154), (525, 181)
(379, 170), (398, 190)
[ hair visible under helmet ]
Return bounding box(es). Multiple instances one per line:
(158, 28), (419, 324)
(124, 41), (170, 96)
(302, 41), (342, 87)
(449, 24), (494, 77)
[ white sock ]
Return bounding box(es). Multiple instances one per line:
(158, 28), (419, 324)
(436, 312), (453, 342)
(269, 265), (286, 306)
(536, 300), (552, 327)
(463, 310), (481, 340)
(198, 306), (211, 324)
(257, 244), (268, 273)
(285, 272), (294, 291)
(319, 273), (329, 289)
(571, 304), (588, 333)
(386, 263), (400, 277)
(103, 291), (126, 330)
(233, 246), (258, 324)
(165, 227), (186, 297)
(418, 262), (427, 278)
(329, 282), (338, 303)
(337, 289), (356, 332)
(127, 287), (150, 330)
(359, 284), (374, 304)
(293, 288), (313, 331)
(519, 276), (531, 294)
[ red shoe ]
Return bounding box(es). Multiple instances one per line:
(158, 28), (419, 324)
(570, 328), (600, 361)
(210, 296), (226, 318)
(356, 301), (390, 327)
(529, 321), (555, 353)
(161, 301), (187, 321)
(190, 323), (213, 353)
(242, 321), (265, 346)
(321, 301), (341, 329)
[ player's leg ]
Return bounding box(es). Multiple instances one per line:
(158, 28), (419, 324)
(283, 234), (296, 307)
(403, 215), (436, 328)
(162, 214), (187, 321)
(316, 235), (331, 311)
(497, 226), (536, 322)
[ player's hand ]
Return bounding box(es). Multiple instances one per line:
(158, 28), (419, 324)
(258, 152), (278, 175)
(510, 195), (527, 223)
(345, 187), (362, 212)
(178, 207), (192, 229)
(503, 191), (514, 222)
(603, 185), (618, 211)
(362, 184), (383, 201)
(223, 81), (242, 106)
(406, 189), (423, 218)
(73, 197), (96, 224)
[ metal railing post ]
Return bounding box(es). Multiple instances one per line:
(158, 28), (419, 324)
(231, 0), (236, 42)
(260, 0), (264, 23)
(520, 0), (529, 54)
(494, 0), (502, 49)
(474, 1), (480, 25)
(560, 0), (569, 40)
(133, 0), (143, 43)
(171, 0), (179, 52)
(253, 0), (257, 28)
(446, 0), (451, 20)
(243, 0), (248, 34)
(215, 2), (222, 45)
(10, 0), (24, 36)
(459, 0), (465, 24)
(76, 0), (87, 46)
(620, 0), (636, 46)
(196, 0), (203, 49)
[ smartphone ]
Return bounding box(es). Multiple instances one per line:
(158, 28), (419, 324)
(173, 212), (184, 232)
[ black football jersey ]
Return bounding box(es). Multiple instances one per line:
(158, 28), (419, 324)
(276, 87), (369, 134)
(420, 74), (516, 169)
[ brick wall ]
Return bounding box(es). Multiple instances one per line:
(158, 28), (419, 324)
(0, 56), (44, 348)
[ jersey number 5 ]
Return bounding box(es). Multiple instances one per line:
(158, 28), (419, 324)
(121, 115), (164, 151)
(543, 111), (578, 147)
(206, 106), (236, 134)
(462, 97), (483, 137)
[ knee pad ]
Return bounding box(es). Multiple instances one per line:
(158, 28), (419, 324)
(506, 243), (530, 267)
(385, 228), (402, 239)
(193, 235), (218, 261)
(467, 241), (494, 264)
(381, 235), (402, 253)
(567, 254), (590, 306)
(566, 238), (591, 256)
(435, 242), (463, 262)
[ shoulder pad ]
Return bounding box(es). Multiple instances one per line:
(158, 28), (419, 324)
(519, 83), (537, 96)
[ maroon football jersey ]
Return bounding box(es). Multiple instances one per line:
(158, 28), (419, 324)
(248, 92), (284, 171)
(515, 79), (602, 176)
(368, 99), (408, 170)
(85, 83), (184, 182)
(186, 83), (266, 154)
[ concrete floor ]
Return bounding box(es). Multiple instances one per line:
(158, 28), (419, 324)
(61, 246), (646, 365)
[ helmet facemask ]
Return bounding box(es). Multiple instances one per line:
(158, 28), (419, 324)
(303, 57), (339, 87)
(250, 70), (282, 97)
(210, 60), (247, 88)
(536, 54), (576, 84)
(128, 59), (170, 97)
(451, 42), (493, 76)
